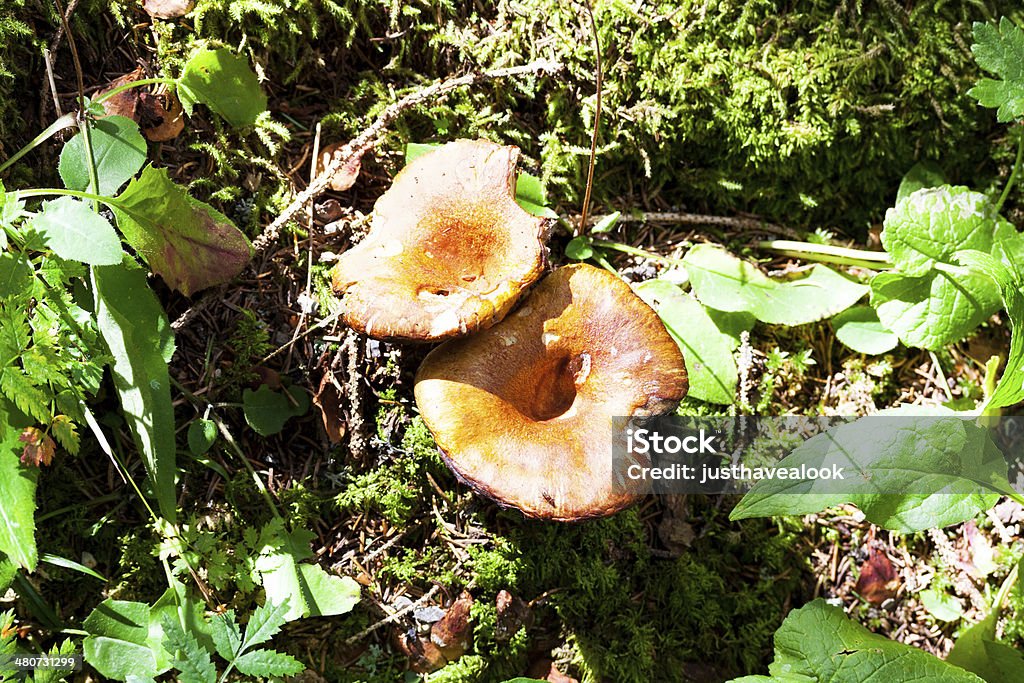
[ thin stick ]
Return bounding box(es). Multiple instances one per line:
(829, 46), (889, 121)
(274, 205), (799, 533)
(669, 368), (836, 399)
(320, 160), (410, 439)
(172, 58), (561, 331)
(341, 583), (442, 646)
(577, 1), (602, 236)
(579, 211), (802, 239)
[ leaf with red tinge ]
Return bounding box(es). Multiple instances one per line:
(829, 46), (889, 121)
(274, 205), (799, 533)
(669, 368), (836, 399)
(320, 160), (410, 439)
(19, 427), (55, 467)
(112, 165), (252, 295)
(854, 547), (898, 605)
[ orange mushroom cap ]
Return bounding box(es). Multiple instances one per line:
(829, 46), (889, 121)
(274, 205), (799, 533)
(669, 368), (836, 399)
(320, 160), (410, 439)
(414, 263), (688, 521)
(331, 139), (550, 342)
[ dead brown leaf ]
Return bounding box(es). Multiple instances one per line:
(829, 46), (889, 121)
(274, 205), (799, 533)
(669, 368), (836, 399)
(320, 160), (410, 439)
(313, 371), (345, 444)
(142, 0), (195, 19)
(495, 589), (532, 642)
(315, 142), (362, 192)
(19, 427), (55, 467)
(431, 590), (473, 661)
(99, 67), (146, 120)
(139, 92), (185, 141)
(854, 546), (898, 605)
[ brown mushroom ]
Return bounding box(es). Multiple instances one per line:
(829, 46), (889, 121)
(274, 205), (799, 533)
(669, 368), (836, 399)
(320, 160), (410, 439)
(331, 139), (551, 342)
(414, 263), (687, 521)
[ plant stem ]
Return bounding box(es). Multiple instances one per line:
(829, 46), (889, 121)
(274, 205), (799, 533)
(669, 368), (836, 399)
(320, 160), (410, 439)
(0, 112), (77, 175)
(759, 240), (893, 269)
(92, 77), (177, 106)
(14, 187), (117, 207)
(995, 129), (1024, 214)
(592, 239), (688, 267)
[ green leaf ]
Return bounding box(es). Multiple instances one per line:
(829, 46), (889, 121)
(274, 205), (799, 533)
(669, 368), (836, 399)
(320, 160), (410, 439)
(404, 142), (440, 163)
(871, 187), (1010, 350)
(58, 115), (147, 196)
(242, 384), (310, 437)
(0, 252), (32, 300)
(0, 554), (15, 593)
(515, 172), (558, 218)
(232, 648), (304, 677)
(150, 579), (215, 658)
(730, 407), (1010, 533)
(968, 18), (1024, 123)
(111, 166), (252, 296)
(254, 521), (361, 621)
(0, 425), (38, 570)
(40, 552), (107, 581)
(177, 47), (267, 127)
(161, 615), (216, 683)
(634, 280), (739, 404)
(831, 305), (899, 355)
(947, 564), (1024, 683)
(187, 418), (217, 456)
(30, 196), (123, 265)
(684, 244), (868, 325)
(83, 599), (168, 681)
(209, 610), (242, 661)
(727, 599), (984, 682)
(92, 261), (177, 522)
(897, 161), (947, 203)
(920, 589), (964, 622)
(590, 211), (621, 234)
(956, 248), (1024, 411)
(565, 236), (594, 260)
(241, 599), (291, 650)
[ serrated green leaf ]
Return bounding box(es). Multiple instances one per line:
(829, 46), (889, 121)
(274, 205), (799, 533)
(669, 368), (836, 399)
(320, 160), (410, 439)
(0, 425), (38, 570)
(150, 579), (215, 658)
(50, 415), (79, 455)
(0, 252), (32, 300)
(187, 418), (217, 456)
(684, 244), (868, 325)
(30, 637), (79, 683)
(920, 589), (964, 622)
(831, 305), (899, 355)
(241, 599), (291, 650)
(242, 384), (310, 437)
(177, 48), (267, 127)
(209, 610), (242, 660)
(59, 115), (147, 195)
(232, 648), (305, 677)
(968, 18), (1024, 123)
(161, 615), (216, 683)
(0, 554), (15, 593)
(634, 280), (738, 404)
(726, 599), (984, 682)
(897, 161), (946, 203)
(111, 165), (252, 296)
(30, 196), (123, 265)
(730, 407), (1010, 532)
(870, 187), (1010, 350)
(92, 261), (177, 522)
(83, 600), (168, 681)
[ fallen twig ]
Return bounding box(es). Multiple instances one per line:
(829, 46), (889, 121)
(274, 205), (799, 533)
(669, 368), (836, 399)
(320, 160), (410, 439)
(578, 211), (802, 239)
(172, 58), (562, 331)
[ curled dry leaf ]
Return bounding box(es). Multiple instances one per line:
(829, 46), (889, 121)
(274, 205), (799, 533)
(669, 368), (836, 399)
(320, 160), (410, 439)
(495, 590), (531, 642)
(19, 427), (55, 467)
(142, 0), (195, 19)
(98, 68), (185, 141)
(315, 143), (362, 192)
(331, 139), (551, 341)
(854, 546), (899, 605)
(312, 370), (345, 445)
(99, 67), (146, 120)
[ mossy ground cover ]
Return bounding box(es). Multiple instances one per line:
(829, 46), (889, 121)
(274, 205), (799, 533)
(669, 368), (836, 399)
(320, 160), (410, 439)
(5, 1), (1024, 681)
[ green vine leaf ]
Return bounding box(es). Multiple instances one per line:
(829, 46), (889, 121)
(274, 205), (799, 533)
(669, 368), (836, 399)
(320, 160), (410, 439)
(30, 196), (123, 265)
(727, 599), (984, 682)
(92, 261), (177, 522)
(177, 47), (267, 128)
(730, 406), (1010, 533)
(112, 165), (253, 296)
(683, 244), (868, 325)
(58, 115), (147, 196)
(968, 18), (1024, 123)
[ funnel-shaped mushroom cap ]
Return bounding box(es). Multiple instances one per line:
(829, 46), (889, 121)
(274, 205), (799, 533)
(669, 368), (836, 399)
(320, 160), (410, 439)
(414, 264), (688, 521)
(331, 139), (550, 341)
